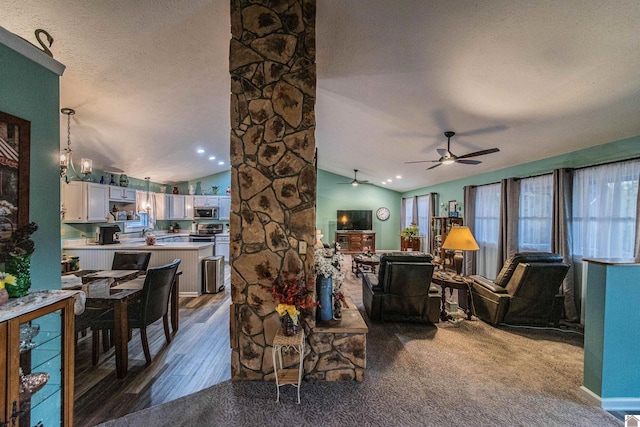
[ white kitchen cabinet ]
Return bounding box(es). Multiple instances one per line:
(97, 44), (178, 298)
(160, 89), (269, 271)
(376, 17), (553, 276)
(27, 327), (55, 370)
(218, 196), (231, 220)
(169, 195), (186, 219)
(108, 185), (136, 202)
(193, 195), (218, 207)
(61, 181), (109, 223)
(154, 193), (168, 220)
(185, 196), (194, 220)
(156, 194), (192, 220)
(216, 233), (230, 263)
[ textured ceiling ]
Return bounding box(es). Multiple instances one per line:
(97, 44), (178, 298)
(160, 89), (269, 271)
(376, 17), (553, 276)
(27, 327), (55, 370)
(2, 0), (640, 191)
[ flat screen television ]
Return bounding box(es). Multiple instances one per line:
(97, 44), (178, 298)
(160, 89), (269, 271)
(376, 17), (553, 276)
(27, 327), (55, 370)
(337, 210), (372, 231)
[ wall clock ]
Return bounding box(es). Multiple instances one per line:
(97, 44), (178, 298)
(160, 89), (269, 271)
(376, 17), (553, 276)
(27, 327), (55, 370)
(376, 207), (390, 221)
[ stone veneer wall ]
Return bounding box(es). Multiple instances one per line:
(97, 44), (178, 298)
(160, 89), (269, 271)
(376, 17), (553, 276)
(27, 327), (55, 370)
(229, 0), (318, 380)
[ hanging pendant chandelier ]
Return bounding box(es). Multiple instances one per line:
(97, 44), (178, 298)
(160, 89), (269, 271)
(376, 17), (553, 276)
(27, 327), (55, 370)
(60, 108), (93, 182)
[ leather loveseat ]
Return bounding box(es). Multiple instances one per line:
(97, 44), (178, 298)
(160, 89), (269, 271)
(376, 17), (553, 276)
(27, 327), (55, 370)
(362, 252), (440, 323)
(470, 252), (569, 326)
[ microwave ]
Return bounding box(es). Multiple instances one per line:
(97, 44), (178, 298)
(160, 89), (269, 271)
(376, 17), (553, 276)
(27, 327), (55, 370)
(194, 207), (219, 219)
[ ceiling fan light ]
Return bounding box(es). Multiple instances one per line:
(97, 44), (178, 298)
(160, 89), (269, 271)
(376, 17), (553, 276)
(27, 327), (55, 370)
(352, 181), (358, 187)
(442, 158), (456, 165)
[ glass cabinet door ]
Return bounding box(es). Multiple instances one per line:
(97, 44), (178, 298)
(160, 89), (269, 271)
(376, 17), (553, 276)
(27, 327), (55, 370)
(19, 310), (63, 426)
(4, 296), (74, 427)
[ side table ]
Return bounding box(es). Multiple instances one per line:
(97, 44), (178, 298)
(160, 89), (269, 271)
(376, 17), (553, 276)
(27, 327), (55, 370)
(431, 271), (475, 321)
(272, 326), (305, 403)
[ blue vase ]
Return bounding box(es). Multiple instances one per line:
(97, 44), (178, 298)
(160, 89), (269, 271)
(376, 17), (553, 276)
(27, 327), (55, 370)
(316, 276), (333, 321)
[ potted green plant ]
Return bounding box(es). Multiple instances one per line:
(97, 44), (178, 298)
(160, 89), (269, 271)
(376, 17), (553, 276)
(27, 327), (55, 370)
(400, 223), (420, 251)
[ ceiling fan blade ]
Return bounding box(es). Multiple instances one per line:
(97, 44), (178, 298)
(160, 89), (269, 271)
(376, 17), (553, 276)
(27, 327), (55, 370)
(457, 148), (500, 159)
(456, 159), (482, 165)
(427, 163), (442, 170)
(436, 148), (449, 157)
(358, 180), (370, 183)
(404, 159), (439, 164)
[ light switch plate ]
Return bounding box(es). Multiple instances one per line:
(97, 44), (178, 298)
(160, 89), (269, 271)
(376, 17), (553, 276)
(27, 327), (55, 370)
(298, 241), (307, 254)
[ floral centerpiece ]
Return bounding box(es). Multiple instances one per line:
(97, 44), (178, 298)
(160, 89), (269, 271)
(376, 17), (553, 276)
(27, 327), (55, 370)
(267, 273), (316, 336)
(0, 271), (16, 305)
(2, 222), (38, 298)
(314, 247), (347, 320)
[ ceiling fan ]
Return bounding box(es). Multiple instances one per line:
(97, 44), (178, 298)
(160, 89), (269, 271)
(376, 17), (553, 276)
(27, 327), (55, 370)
(337, 169), (372, 186)
(405, 131), (500, 170)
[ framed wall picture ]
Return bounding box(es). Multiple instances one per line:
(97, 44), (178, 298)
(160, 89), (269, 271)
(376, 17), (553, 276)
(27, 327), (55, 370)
(0, 111), (31, 259)
(448, 200), (457, 217)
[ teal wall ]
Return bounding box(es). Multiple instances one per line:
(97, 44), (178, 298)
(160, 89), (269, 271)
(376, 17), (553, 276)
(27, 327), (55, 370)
(401, 135), (640, 215)
(317, 169), (402, 250)
(187, 170), (231, 197)
(0, 43), (62, 290)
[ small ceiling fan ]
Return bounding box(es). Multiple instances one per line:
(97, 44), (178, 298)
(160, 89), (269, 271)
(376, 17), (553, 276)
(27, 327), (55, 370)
(337, 169), (372, 186)
(405, 131), (500, 170)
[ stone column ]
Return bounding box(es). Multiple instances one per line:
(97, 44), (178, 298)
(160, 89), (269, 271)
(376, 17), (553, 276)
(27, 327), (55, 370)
(229, 0), (316, 380)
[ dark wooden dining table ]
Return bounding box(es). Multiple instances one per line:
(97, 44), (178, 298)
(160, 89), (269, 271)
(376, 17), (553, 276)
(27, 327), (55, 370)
(67, 269), (182, 378)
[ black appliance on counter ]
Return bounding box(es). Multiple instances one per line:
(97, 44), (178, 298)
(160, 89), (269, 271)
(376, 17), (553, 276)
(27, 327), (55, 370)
(98, 224), (121, 245)
(189, 223), (223, 242)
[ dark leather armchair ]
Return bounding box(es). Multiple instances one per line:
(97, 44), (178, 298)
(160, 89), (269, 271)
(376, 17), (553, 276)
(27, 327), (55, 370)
(92, 259), (181, 364)
(470, 252), (569, 326)
(112, 251), (152, 271)
(362, 252), (440, 323)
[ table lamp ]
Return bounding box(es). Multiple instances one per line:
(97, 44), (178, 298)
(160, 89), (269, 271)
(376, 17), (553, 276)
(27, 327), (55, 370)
(441, 226), (479, 277)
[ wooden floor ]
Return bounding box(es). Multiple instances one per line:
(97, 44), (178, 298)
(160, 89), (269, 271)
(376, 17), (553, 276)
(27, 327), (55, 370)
(74, 266), (232, 427)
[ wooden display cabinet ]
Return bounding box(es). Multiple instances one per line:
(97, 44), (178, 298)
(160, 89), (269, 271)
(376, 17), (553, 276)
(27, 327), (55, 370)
(335, 231), (375, 254)
(1, 293), (75, 427)
(431, 217), (463, 268)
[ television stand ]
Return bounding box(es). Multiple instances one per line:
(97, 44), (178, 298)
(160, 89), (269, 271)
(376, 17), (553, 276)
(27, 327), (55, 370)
(336, 231), (375, 254)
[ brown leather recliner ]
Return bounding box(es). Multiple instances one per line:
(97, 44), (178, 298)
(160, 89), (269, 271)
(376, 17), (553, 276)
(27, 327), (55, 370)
(470, 252), (569, 326)
(362, 252), (440, 323)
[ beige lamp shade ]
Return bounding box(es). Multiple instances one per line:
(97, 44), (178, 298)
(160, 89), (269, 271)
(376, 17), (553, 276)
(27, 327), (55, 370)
(442, 226), (479, 251)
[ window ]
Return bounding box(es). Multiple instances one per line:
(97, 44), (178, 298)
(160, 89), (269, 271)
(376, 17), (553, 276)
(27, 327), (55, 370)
(518, 174), (553, 252)
(572, 159), (640, 259)
(416, 195), (431, 241)
(474, 183), (501, 277)
(402, 197), (414, 229)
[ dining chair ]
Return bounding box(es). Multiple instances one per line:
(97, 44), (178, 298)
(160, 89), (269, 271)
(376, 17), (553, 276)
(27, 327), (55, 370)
(91, 259), (181, 365)
(74, 279), (113, 350)
(111, 251), (152, 271)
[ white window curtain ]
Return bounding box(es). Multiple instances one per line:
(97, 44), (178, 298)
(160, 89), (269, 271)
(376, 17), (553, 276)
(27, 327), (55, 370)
(474, 183), (501, 278)
(402, 197), (414, 229)
(416, 194), (431, 252)
(135, 189), (154, 228)
(572, 159), (640, 259)
(518, 174), (553, 252)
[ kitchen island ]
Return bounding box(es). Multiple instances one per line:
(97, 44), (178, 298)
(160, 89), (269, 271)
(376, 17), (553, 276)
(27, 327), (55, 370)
(63, 241), (214, 296)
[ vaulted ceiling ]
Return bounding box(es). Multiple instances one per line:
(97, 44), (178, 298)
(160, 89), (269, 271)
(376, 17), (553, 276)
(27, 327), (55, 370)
(3, 0), (640, 191)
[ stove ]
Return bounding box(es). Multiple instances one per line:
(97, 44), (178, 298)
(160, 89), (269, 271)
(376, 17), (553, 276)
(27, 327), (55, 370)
(189, 223), (223, 242)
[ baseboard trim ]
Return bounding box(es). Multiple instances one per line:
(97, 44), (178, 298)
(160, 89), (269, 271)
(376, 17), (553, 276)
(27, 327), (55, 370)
(580, 386), (640, 410)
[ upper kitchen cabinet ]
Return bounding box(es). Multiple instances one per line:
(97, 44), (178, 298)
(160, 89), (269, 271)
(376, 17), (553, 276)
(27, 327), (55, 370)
(155, 194), (193, 220)
(218, 196), (231, 220)
(61, 181), (109, 223)
(108, 186), (136, 202)
(193, 196), (218, 207)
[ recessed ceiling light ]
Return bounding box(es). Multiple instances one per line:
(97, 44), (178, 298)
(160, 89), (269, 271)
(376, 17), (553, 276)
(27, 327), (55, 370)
(387, 179), (392, 182)
(196, 148), (205, 154)
(209, 156), (216, 160)
(396, 175), (402, 179)
(218, 161), (224, 165)
(381, 181), (387, 185)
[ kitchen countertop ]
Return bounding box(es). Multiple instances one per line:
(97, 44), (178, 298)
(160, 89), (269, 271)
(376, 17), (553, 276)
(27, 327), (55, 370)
(64, 241), (214, 250)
